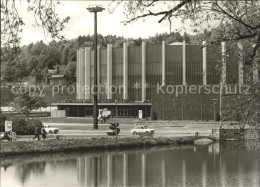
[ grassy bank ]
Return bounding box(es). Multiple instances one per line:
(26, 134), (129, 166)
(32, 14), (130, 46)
(0, 136), (212, 157)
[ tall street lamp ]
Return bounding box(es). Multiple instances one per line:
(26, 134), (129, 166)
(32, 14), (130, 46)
(146, 100), (150, 119)
(115, 98), (118, 137)
(115, 98), (118, 124)
(87, 5), (104, 129)
(212, 99), (218, 121)
(212, 98), (218, 137)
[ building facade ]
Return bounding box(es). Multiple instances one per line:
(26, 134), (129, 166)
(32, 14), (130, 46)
(55, 41), (259, 119)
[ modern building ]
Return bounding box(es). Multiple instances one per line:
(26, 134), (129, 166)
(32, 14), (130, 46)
(55, 41), (259, 120)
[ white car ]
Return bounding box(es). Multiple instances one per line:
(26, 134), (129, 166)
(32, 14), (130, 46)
(43, 125), (59, 134)
(130, 125), (155, 135)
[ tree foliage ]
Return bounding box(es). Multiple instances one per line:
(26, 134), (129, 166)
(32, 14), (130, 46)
(120, 0), (259, 59)
(9, 87), (47, 119)
(1, 0), (70, 56)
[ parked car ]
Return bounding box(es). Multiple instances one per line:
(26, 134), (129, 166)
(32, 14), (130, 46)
(130, 125), (155, 135)
(43, 125), (59, 134)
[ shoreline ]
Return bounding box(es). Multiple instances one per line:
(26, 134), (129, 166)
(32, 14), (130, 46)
(0, 136), (214, 157)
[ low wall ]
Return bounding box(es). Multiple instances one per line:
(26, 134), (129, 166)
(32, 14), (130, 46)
(151, 85), (221, 120)
(219, 128), (260, 140)
(51, 110), (66, 118)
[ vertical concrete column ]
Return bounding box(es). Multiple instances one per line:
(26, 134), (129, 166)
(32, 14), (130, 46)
(221, 42), (227, 85)
(97, 46), (100, 100)
(142, 41), (146, 102)
(107, 44), (113, 100)
(78, 49), (82, 99)
(123, 43), (128, 100)
(79, 49), (85, 100)
(202, 41), (207, 85)
(238, 43), (244, 86)
(182, 41), (186, 85)
(81, 49), (86, 100)
(162, 41), (166, 85)
(123, 153), (128, 187)
(76, 50), (80, 100)
(85, 47), (91, 100)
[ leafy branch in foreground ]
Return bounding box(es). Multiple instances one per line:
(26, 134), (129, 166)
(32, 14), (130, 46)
(119, 0), (260, 63)
(1, 0), (70, 55)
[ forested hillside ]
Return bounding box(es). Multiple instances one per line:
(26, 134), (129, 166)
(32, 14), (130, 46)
(1, 31), (208, 83)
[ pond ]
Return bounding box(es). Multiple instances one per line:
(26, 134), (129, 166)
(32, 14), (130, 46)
(1, 141), (259, 187)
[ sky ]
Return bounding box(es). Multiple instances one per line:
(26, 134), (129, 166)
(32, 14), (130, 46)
(18, 1), (195, 45)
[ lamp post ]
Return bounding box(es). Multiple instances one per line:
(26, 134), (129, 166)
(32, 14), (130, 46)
(115, 98), (118, 137)
(115, 98), (118, 124)
(146, 100), (150, 119)
(212, 98), (218, 137)
(87, 5), (104, 129)
(212, 99), (218, 121)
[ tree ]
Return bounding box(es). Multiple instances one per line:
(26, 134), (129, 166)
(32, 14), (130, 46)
(123, 0), (259, 59)
(1, 0), (70, 54)
(65, 61), (76, 77)
(9, 87), (47, 119)
(119, 0), (260, 124)
(183, 32), (190, 43)
(60, 46), (70, 65)
(0, 1), (66, 112)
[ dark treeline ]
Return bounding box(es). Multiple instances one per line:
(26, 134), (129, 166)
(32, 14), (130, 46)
(1, 30), (212, 83)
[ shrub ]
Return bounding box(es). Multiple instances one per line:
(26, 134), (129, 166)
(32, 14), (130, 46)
(27, 119), (43, 134)
(11, 116), (28, 135)
(8, 116), (43, 135)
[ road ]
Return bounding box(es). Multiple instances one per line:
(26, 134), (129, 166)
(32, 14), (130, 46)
(44, 119), (221, 138)
(13, 118), (222, 141)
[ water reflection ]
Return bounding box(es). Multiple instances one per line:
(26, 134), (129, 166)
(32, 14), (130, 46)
(16, 162), (46, 184)
(1, 141), (259, 187)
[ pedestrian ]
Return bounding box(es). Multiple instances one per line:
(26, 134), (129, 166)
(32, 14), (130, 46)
(41, 127), (47, 140)
(33, 126), (40, 141)
(2, 130), (12, 141)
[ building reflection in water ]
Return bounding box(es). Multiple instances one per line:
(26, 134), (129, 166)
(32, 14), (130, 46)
(161, 158), (165, 187)
(182, 160), (186, 187)
(75, 143), (259, 187)
(142, 153), (146, 187)
(1, 142), (259, 187)
(15, 162), (46, 185)
(123, 153), (128, 187)
(202, 161), (207, 187)
(107, 154), (112, 187)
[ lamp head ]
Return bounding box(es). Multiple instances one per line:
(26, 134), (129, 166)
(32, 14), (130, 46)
(87, 5), (105, 12)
